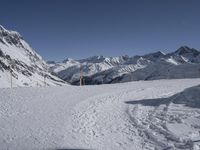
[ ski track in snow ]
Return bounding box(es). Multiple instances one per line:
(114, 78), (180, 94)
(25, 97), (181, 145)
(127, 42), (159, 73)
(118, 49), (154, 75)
(64, 90), (143, 150)
(62, 79), (200, 150)
(1, 79), (200, 150)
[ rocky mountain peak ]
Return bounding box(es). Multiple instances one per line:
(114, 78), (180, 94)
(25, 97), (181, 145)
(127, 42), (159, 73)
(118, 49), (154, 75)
(175, 46), (200, 56)
(0, 25), (23, 48)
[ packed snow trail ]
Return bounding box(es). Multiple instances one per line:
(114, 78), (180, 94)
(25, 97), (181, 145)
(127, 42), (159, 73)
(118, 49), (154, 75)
(0, 79), (200, 150)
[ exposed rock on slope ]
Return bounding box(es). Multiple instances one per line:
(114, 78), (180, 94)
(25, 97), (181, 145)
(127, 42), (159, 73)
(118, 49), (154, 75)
(0, 25), (66, 88)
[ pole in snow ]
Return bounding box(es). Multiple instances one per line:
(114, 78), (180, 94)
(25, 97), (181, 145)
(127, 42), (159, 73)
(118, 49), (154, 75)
(80, 66), (83, 86)
(10, 68), (12, 88)
(167, 69), (169, 79)
(44, 74), (47, 87)
(10, 61), (14, 88)
(199, 69), (200, 78)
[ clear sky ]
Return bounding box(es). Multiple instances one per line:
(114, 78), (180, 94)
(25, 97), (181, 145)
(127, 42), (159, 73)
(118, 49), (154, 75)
(1, 0), (200, 61)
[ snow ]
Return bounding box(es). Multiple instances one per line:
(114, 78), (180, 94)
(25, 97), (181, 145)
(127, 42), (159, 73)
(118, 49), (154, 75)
(1, 78), (200, 150)
(166, 57), (179, 65)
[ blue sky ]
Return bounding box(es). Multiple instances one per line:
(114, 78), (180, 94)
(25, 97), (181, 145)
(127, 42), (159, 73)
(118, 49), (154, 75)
(1, 0), (200, 61)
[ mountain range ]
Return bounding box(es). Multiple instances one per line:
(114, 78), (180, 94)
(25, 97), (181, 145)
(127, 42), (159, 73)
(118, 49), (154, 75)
(1, 25), (200, 88)
(48, 46), (200, 85)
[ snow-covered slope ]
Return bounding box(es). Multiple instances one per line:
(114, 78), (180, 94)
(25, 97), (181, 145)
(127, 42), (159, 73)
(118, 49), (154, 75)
(1, 78), (200, 150)
(0, 25), (66, 88)
(49, 46), (200, 85)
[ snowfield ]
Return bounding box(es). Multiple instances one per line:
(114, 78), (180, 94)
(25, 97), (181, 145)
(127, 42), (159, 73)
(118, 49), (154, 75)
(1, 79), (200, 150)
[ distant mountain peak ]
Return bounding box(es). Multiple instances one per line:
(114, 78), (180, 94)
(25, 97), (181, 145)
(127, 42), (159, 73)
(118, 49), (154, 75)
(175, 46), (199, 55)
(62, 58), (76, 63)
(152, 51), (166, 56)
(143, 51), (166, 60)
(0, 25), (22, 38)
(78, 55), (106, 63)
(0, 25), (24, 48)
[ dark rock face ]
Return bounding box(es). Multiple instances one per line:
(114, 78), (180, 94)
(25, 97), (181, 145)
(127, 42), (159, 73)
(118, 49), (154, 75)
(175, 46), (200, 56)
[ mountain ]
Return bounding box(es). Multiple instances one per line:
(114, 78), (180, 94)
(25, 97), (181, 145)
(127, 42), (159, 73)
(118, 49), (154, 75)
(49, 46), (200, 85)
(0, 25), (66, 88)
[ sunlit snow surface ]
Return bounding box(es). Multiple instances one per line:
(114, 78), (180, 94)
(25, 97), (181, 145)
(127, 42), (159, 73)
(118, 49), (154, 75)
(0, 79), (200, 150)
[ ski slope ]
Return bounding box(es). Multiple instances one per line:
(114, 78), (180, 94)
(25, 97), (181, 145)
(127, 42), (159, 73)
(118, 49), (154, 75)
(0, 79), (200, 150)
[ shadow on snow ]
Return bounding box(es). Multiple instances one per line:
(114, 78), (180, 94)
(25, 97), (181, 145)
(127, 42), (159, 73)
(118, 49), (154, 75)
(125, 85), (200, 109)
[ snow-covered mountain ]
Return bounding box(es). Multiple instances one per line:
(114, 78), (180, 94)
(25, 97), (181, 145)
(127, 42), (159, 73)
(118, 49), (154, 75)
(0, 25), (66, 88)
(49, 46), (200, 85)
